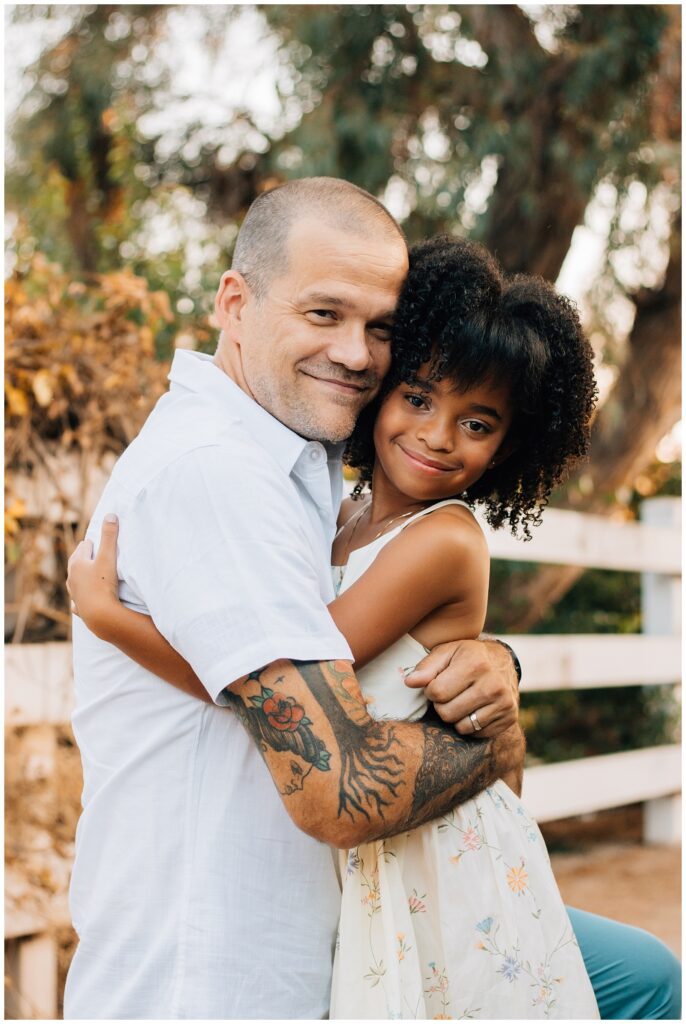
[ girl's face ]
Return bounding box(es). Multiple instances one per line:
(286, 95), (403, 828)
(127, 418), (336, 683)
(372, 371), (513, 503)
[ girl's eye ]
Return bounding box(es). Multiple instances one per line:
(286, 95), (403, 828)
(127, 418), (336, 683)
(404, 393), (428, 410)
(464, 420), (490, 434)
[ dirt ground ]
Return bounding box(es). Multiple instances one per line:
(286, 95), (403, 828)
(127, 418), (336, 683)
(542, 807), (681, 956)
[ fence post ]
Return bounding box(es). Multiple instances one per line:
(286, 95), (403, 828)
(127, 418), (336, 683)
(640, 496), (681, 844)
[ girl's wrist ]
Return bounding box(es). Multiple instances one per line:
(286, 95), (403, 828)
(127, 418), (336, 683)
(84, 595), (122, 641)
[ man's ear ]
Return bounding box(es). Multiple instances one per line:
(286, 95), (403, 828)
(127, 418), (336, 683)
(214, 270), (251, 337)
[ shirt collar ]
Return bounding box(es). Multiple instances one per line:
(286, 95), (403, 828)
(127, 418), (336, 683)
(167, 350), (345, 476)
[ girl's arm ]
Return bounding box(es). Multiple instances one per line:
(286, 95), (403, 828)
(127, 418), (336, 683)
(67, 522), (211, 703)
(68, 506), (488, 698)
(330, 506), (489, 668)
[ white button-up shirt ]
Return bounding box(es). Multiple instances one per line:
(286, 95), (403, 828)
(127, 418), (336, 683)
(65, 351), (353, 1020)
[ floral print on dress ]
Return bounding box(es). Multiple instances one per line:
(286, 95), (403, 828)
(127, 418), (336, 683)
(474, 913), (584, 1018)
(408, 890), (426, 915)
(328, 527), (597, 1020)
(330, 781), (598, 1019)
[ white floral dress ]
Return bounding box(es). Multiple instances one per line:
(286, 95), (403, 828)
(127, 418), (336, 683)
(329, 501), (599, 1020)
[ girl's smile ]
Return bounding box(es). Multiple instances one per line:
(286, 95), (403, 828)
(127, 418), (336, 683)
(372, 372), (513, 504)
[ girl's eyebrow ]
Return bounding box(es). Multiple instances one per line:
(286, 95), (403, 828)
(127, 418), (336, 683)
(469, 403), (503, 422)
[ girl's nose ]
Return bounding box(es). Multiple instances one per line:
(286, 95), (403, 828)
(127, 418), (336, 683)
(417, 416), (455, 452)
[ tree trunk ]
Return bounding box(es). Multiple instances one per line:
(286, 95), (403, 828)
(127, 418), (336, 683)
(481, 163), (587, 280)
(499, 217), (681, 631)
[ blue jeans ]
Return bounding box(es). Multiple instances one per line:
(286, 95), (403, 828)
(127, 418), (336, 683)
(568, 907), (682, 1019)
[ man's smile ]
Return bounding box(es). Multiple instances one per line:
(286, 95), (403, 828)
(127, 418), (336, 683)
(300, 369), (374, 397)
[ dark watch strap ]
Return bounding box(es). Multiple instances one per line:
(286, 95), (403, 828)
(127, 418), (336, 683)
(491, 638), (522, 687)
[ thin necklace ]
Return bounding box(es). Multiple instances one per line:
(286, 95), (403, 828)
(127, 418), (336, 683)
(342, 503), (426, 562)
(370, 507), (424, 541)
(342, 503), (370, 561)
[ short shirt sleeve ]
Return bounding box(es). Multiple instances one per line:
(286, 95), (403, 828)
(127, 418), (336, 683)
(125, 444), (352, 702)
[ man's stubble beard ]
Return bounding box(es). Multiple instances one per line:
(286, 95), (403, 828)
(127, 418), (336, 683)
(250, 361), (378, 443)
(251, 374), (362, 442)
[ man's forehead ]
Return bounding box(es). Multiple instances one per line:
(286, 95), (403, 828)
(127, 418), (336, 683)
(286, 216), (408, 273)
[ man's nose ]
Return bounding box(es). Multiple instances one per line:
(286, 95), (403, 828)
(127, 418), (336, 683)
(326, 322), (375, 373)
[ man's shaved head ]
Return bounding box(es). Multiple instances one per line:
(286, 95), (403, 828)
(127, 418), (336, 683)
(232, 176), (406, 300)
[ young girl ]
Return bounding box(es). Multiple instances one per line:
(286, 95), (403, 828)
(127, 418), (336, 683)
(68, 237), (599, 1019)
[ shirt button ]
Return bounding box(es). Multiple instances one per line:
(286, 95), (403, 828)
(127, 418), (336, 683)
(308, 445), (324, 463)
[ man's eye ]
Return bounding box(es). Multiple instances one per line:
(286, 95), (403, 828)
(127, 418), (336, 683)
(369, 324), (393, 341)
(309, 309), (337, 321)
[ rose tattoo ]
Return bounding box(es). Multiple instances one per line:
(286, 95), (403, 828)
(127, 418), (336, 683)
(241, 681), (331, 774)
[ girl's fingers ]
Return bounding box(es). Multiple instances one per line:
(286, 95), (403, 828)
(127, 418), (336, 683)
(67, 538), (93, 571)
(94, 514), (119, 567)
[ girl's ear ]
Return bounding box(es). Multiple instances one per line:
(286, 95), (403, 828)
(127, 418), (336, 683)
(489, 435), (518, 469)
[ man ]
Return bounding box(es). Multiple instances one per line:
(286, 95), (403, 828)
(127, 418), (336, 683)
(65, 178), (679, 1019)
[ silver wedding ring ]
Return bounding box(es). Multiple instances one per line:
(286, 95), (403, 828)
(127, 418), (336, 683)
(469, 711), (482, 732)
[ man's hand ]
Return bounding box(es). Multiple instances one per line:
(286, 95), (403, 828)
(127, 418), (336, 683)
(405, 638), (519, 739)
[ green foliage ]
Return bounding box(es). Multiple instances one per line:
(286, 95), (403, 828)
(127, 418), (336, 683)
(7, 5), (678, 293)
(520, 685), (679, 765)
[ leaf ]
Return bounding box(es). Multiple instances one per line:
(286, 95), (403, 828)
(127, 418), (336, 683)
(32, 369), (54, 407)
(5, 385), (29, 417)
(250, 695), (265, 708)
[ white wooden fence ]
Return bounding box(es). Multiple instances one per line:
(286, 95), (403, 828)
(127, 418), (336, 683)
(4, 496), (681, 1018)
(484, 498), (681, 833)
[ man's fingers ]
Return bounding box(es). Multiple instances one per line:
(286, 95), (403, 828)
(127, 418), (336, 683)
(432, 690), (497, 727)
(404, 641), (464, 688)
(452, 703), (503, 737)
(94, 514), (119, 566)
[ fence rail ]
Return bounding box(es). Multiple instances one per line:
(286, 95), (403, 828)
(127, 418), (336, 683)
(4, 496), (681, 1019)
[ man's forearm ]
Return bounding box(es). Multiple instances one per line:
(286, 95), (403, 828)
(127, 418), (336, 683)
(224, 658), (524, 848)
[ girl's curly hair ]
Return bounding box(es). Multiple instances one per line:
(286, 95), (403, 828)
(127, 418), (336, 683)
(345, 236), (598, 539)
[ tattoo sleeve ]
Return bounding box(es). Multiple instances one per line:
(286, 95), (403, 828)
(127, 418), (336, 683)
(223, 659), (518, 846)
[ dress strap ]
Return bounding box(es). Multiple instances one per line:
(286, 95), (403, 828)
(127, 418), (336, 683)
(394, 497), (473, 533)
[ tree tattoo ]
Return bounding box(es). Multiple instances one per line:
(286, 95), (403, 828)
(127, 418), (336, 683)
(408, 724), (494, 829)
(298, 661), (405, 823)
(225, 660), (503, 837)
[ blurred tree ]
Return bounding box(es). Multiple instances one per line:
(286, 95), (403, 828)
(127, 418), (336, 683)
(7, 5), (169, 272)
(255, 5), (681, 615)
(7, 4), (237, 335)
(6, 3), (681, 636)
